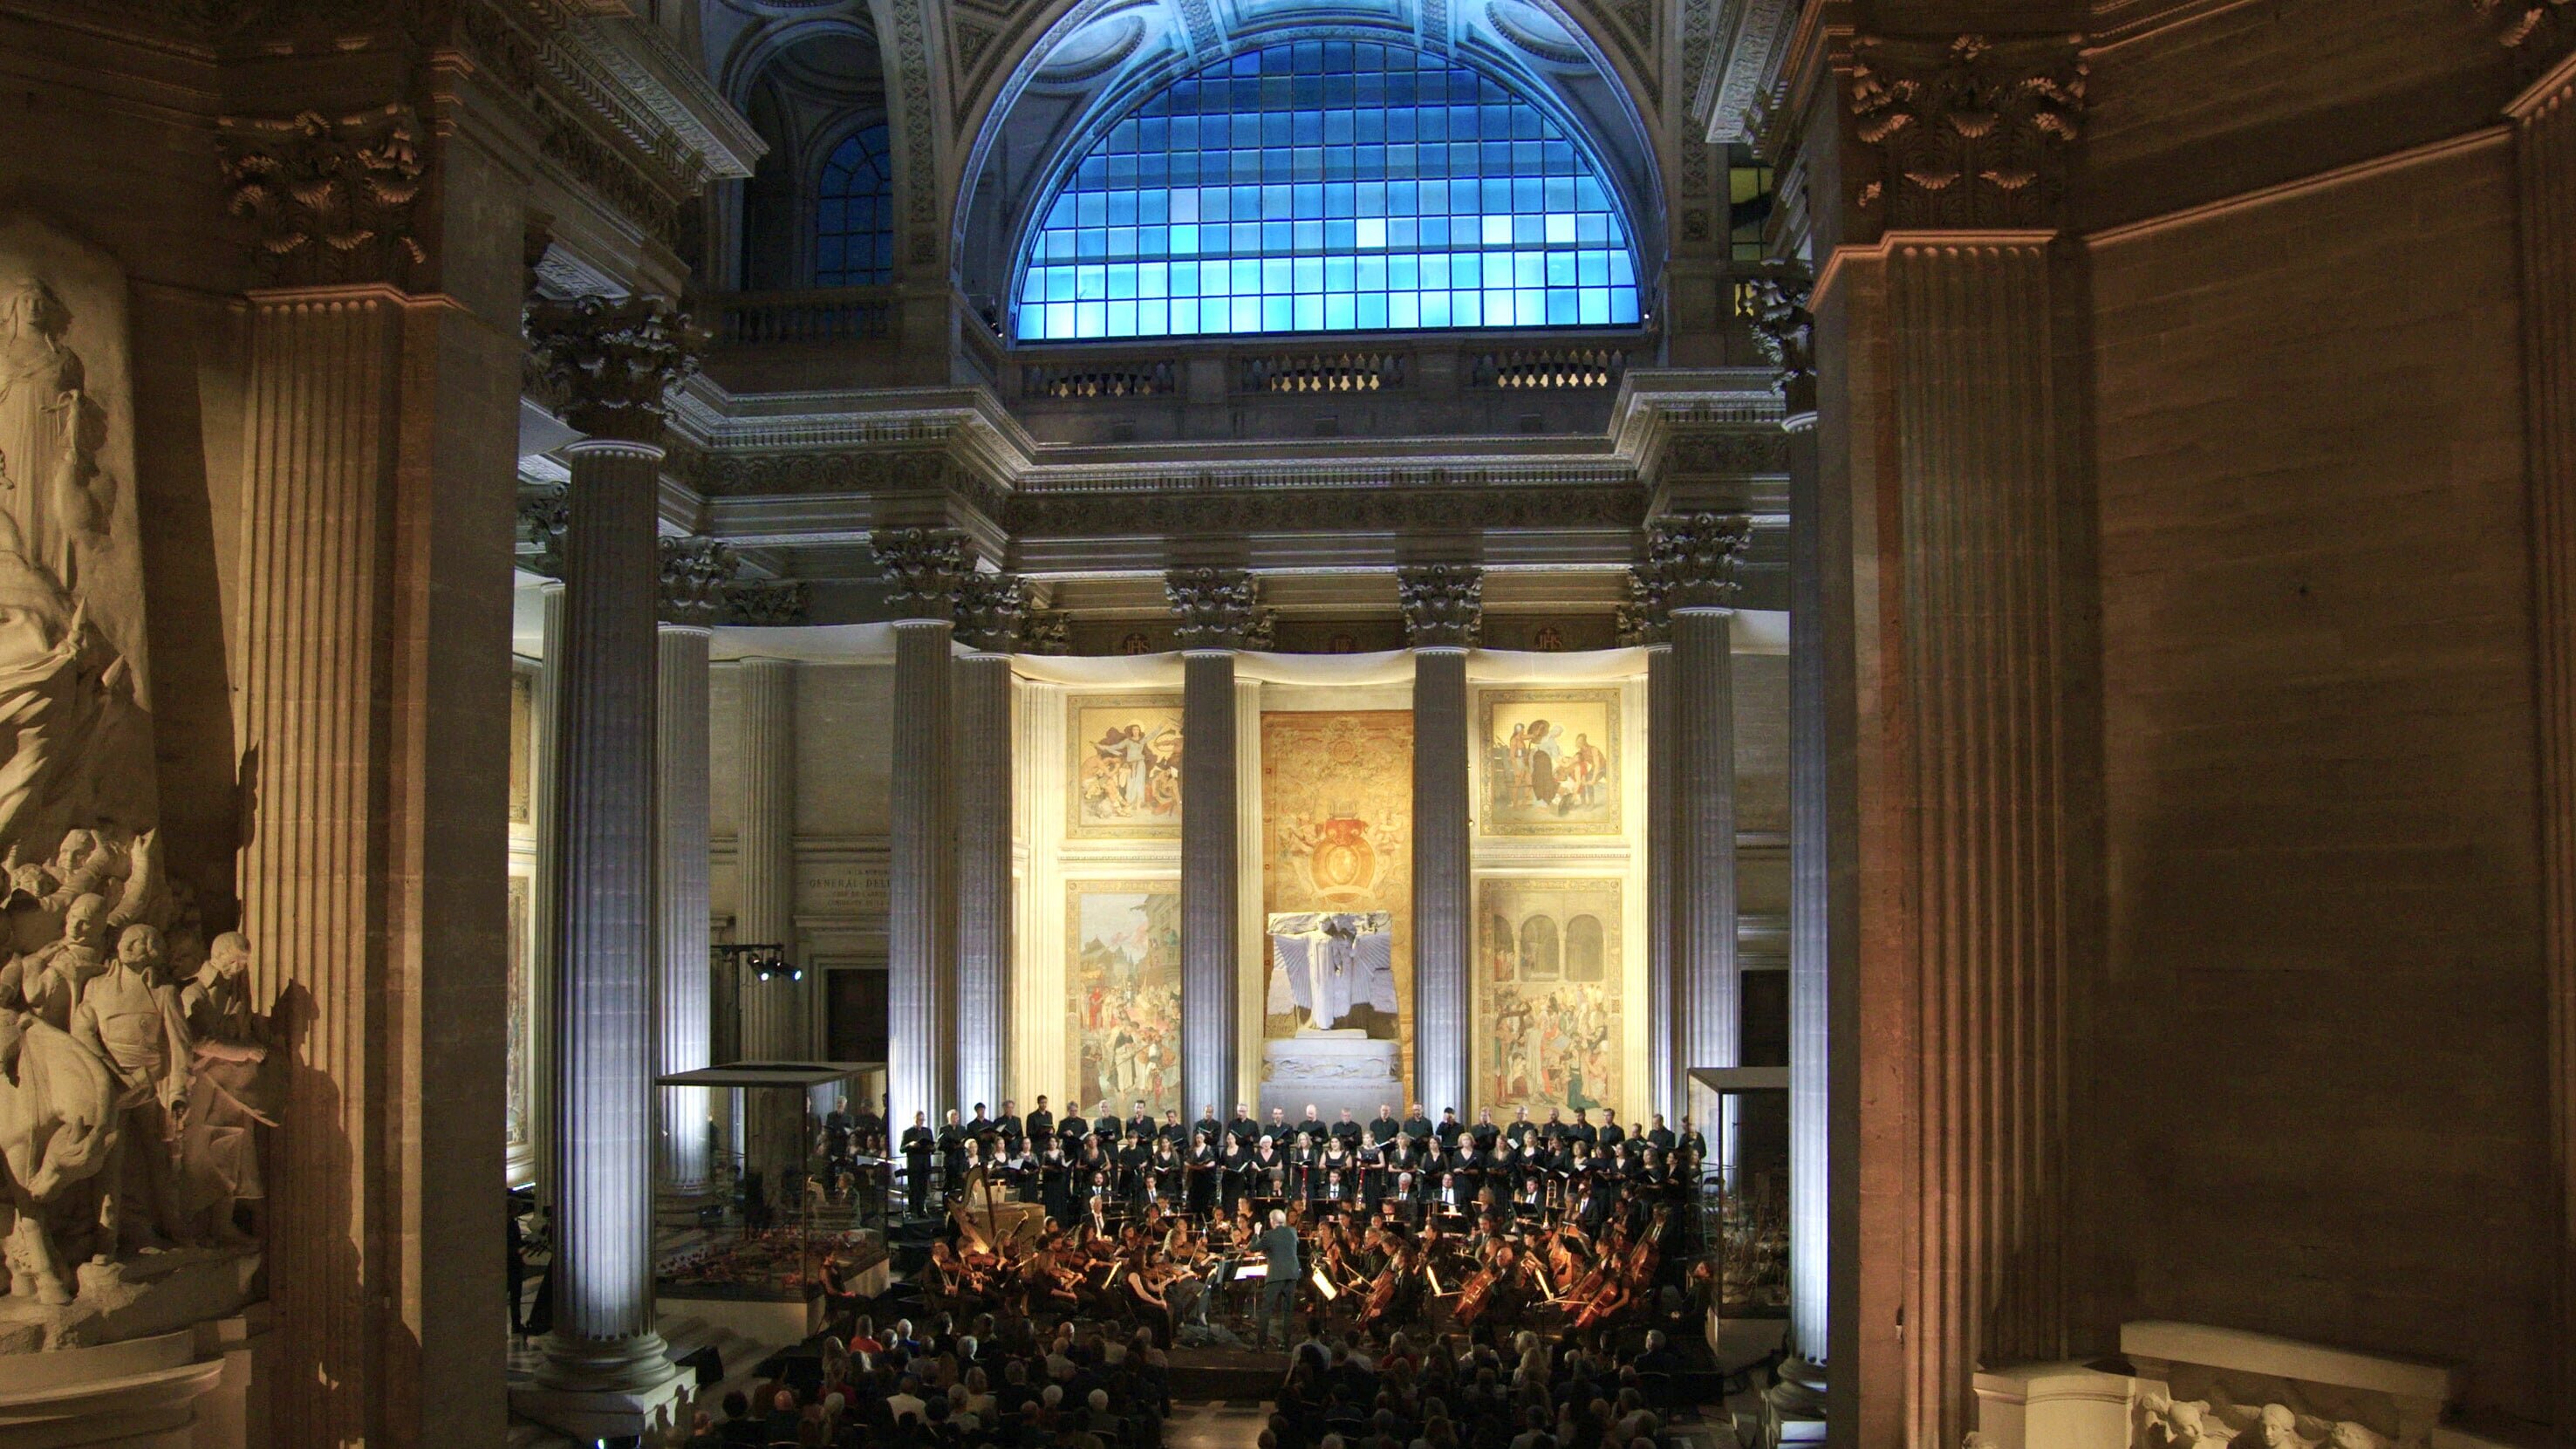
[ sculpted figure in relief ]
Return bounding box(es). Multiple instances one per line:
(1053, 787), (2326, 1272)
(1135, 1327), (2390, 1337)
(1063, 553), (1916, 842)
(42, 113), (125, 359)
(174, 933), (275, 1246)
(0, 275), (106, 592)
(71, 923), (190, 1252)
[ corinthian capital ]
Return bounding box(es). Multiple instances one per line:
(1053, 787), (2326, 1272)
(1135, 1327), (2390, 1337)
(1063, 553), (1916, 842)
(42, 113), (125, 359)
(955, 571), (1028, 652)
(1848, 32), (2088, 231)
(1165, 568), (1261, 650)
(525, 295), (701, 442)
(1617, 561), (1675, 646)
(1744, 263), (1816, 417)
(868, 528), (973, 622)
(1397, 564), (1485, 648)
(658, 536), (736, 626)
(1647, 513), (1753, 611)
(220, 103), (427, 287)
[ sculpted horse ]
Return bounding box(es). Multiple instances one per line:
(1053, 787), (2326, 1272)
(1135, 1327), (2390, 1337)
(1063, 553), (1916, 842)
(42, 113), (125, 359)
(0, 1015), (120, 1303)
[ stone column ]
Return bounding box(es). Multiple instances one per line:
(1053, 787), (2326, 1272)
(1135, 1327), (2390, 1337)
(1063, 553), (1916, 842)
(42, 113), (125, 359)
(524, 297), (697, 1399)
(1756, 270), (1831, 1440)
(1655, 516), (1748, 1165)
(737, 654), (802, 1191)
(954, 572), (1026, 1114)
(2510, 43), (2576, 1439)
(1169, 569), (1259, 1118)
(1399, 564), (1480, 1117)
(872, 530), (968, 1134)
(1622, 571), (1677, 1121)
(529, 575), (565, 1200)
(656, 539), (731, 1195)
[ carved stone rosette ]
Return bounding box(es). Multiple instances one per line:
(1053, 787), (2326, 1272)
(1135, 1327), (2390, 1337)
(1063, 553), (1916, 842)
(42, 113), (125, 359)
(954, 570), (1027, 652)
(867, 528), (972, 621)
(1397, 564), (1486, 648)
(1165, 567), (1261, 649)
(220, 103), (427, 287)
(1746, 263), (1818, 417)
(1648, 512), (1753, 611)
(1847, 33), (2088, 231)
(657, 536), (735, 626)
(524, 295), (701, 442)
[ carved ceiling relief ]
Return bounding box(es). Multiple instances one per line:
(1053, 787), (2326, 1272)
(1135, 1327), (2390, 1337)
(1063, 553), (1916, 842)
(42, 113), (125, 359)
(1846, 32), (2088, 232)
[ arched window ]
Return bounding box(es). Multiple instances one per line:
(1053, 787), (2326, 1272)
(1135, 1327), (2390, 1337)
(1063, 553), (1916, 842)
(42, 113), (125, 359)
(1564, 915), (1604, 981)
(1013, 39), (1642, 342)
(1520, 915), (1561, 981)
(817, 122), (896, 287)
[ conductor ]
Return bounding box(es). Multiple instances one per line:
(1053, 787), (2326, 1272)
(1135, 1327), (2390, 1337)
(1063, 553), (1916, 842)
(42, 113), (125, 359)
(1254, 1207), (1302, 1350)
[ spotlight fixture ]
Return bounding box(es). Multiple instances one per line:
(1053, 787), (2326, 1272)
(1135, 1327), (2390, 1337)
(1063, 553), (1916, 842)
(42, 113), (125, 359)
(714, 942), (800, 985)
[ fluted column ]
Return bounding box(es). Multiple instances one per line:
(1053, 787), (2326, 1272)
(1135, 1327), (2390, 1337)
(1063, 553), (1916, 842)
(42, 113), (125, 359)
(873, 530), (968, 1133)
(1623, 571), (1677, 1121)
(530, 578), (565, 1202)
(656, 540), (731, 1195)
(954, 571), (1025, 1113)
(1656, 516), (1748, 1168)
(1170, 569), (1258, 1117)
(1399, 565), (1480, 1117)
(2511, 49), (2576, 1440)
(736, 654), (802, 1197)
(527, 297), (696, 1397)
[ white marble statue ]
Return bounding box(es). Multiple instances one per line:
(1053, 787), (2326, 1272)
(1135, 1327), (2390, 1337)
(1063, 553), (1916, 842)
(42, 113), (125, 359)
(0, 273), (107, 592)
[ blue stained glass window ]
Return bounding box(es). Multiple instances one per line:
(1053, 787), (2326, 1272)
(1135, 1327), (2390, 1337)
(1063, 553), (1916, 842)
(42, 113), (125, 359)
(1011, 41), (1641, 341)
(817, 123), (896, 287)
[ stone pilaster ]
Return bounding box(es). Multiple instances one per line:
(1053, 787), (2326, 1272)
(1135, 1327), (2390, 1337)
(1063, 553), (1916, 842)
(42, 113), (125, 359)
(1399, 564), (1480, 1117)
(2510, 47), (2576, 1440)
(530, 578), (565, 1203)
(656, 539), (728, 1195)
(1754, 266), (1832, 1439)
(1655, 515), (1747, 1160)
(524, 295), (696, 1399)
(955, 571), (1024, 1114)
(1622, 566), (1677, 1121)
(872, 530), (969, 1134)
(1169, 569), (1258, 1117)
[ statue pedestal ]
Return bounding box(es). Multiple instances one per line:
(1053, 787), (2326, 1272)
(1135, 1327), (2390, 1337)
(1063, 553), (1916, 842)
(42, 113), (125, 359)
(510, 1371), (690, 1444)
(1258, 1030), (1402, 1124)
(0, 1247), (260, 1357)
(0, 1305), (270, 1449)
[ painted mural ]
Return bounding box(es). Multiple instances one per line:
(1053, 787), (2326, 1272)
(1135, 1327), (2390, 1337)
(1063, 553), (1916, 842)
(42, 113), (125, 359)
(1475, 878), (1623, 1116)
(1260, 710), (1414, 1082)
(1067, 694), (1184, 839)
(1478, 687), (1621, 836)
(1065, 881), (1182, 1118)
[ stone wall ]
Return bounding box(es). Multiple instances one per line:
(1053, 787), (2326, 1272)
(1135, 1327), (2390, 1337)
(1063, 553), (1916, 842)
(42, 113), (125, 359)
(2086, 128), (2550, 1420)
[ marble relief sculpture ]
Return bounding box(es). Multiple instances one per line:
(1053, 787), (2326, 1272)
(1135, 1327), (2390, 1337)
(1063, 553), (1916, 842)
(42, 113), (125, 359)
(0, 219), (269, 1335)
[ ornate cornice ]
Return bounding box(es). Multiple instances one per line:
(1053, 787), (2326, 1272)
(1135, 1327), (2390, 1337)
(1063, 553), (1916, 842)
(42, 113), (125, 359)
(1008, 482), (1650, 538)
(868, 527), (973, 622)
(220, 104), (427, 287)
(1397, 564), (1485, 648)
(1848, 33), (2088, 231)
(1647, 511), (1753, 610)
(1166, 568), (1261, 650)
(525, 295), (701, 442)
(1744, 263), (1816, 418)
(954, 570), (1027, 652)
(684, 448), (1011, 525)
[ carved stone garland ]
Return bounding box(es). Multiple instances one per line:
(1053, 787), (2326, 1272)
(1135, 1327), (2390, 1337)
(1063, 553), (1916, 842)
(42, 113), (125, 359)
(1397, 564), (1485, 648)
(1847, 33), (2088, 230)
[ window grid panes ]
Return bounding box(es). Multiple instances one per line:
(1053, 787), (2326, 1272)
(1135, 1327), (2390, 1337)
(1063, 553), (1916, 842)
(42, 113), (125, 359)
(1012, 40), (1643, 342)
(817, 122), (897, 287)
